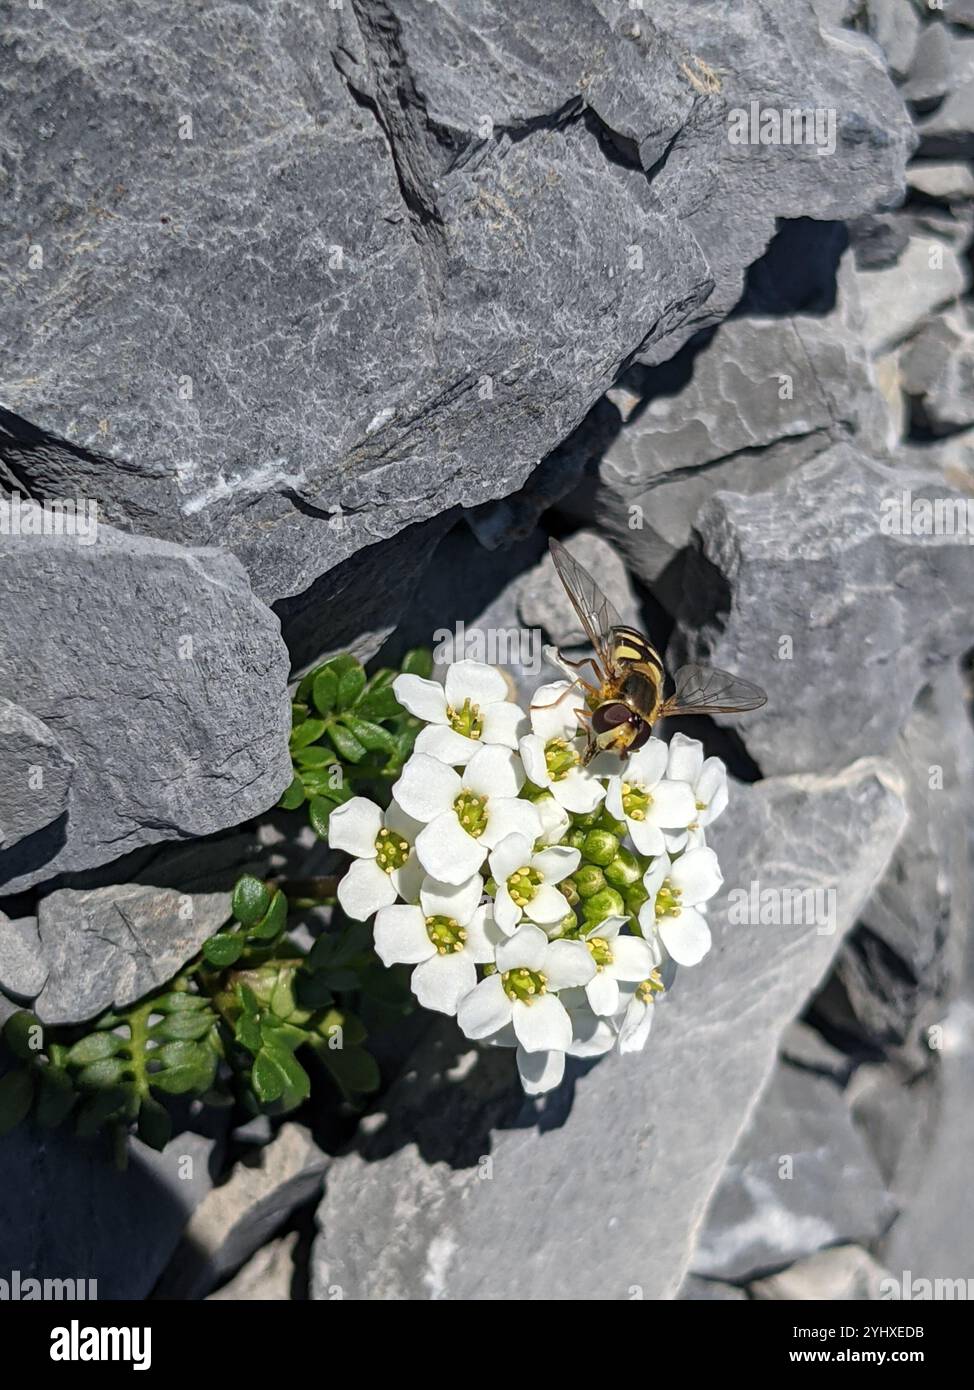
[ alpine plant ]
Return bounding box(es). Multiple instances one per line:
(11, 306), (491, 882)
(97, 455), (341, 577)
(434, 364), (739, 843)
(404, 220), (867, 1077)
(330, 660), (727, 1095)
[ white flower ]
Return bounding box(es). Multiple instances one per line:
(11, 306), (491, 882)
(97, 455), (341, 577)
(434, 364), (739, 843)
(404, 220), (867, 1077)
(520, 681), (606, 814)
(663, 734), (729, 852)
(577, 914), (660, 1016)
(488, 832), (580, 935)
(392, 660), (525, 765)
(533, 792), (570, 846)
(604, 740), (696, 856)
(373, 874), (498, 1015)
(392, 747), (542, 886)
(561, 987), (618, 1058)
(615, 975), (663, 1055)
(639, 847), (723, 967)
(329, 797), (423, 921)
(456, 923), (595, 1054)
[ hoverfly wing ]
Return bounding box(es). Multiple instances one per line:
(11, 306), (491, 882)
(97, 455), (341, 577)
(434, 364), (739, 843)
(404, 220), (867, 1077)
(661, 663), (767, 717)
(548, 538), (622, 671)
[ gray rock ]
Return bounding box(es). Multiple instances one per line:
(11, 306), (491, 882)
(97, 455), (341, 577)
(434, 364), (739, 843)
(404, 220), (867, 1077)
(943, 0), (974, 31)
(916, 33), (974, 155)
(906, 161), (974, 202)
(690, 1061), (897, 1282)
(678, 1274), (748, 1300)
(517, 529), (640, 648)
(865, 0), (920, 81)
(0, 910), (47, 1001)
(780, 1019), (852, 1083)
(207, 1233), (299, 1302)
(0, 0), (914, 626)
(900, 307), (974, 434)
(852, 233), (969, 355)
(810, 0), (859, 27)
(0, 510), (292, 894)
(310, 758), (906, 1301)
(900, 22), (954, 108)
(156, 1123), (327, 1299)
(30, 884), (232, 1025)
(671, 446), (974, 777)
(0, 1110), (226, 1301)
(0, 699), (74, 850)
(750, 1244), (892, 1300)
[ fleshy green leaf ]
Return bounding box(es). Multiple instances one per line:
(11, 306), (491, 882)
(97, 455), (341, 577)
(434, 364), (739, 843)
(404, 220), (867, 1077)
(312, 667), (340, 717)
(35, 1066), (77, 1129)
(336, 664), (367, 711)
(294, 745), (338, 769)
(137, 1096), (173, 1151)
(327, 724), (366, 763)
(249, 888), (288, 942)
(289, 719), (327, 751)
(203, 933), (244, 967)
(309, 795), (334, 839)
(278, 776), (306, 810)
(3, 1011), (43, 1062)
(356, 685), (403, 720)
(340, 715), (397, 754)
(77, 1057), (130, 1090)
(401, 648), (433, 679)
(0, 1068), (35, 1135)
(65, 1032), (123, 1067)
(232, 875), (273, 927)
(252, 1048), (288, 1104)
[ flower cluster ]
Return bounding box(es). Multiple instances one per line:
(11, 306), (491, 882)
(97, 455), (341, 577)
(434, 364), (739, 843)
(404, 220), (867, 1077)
(328, 660), (728, 1095)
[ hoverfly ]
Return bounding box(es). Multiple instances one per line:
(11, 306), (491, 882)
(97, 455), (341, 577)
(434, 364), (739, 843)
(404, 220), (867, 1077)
(543, 538), (766, 763)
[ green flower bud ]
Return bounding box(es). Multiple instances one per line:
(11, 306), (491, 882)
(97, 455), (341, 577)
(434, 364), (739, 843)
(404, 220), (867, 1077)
(582, 828), (621, 866)
(624, 880), (650, 916)
(571, 864), (606, 900)
(565, 829), (588, 853)
(571, 808), (601, 830)
(604, 846), (641, 888)
(597, 808), (628, 837)
(582, 887), (626, 923)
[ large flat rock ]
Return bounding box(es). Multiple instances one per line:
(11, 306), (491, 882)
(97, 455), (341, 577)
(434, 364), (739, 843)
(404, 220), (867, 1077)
(311, 757), (906, 1300)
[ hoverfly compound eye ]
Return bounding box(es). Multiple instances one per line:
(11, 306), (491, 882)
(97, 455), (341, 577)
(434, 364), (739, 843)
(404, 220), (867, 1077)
(592, 702), (632, 733)
(626, 718), (653, 752)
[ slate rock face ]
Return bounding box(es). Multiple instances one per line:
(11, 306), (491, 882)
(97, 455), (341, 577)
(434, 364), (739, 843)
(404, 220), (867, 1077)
(689, 1062), (897, 1282)
(0, 909), (47, 1001)
(311, 759), (906, 1301)
(0, 698), (74, 850)
(0, 0), (913, 621)
(23, 884), (232, 1026)
(671, 446), (974, 777)
(0, 512), (291, 894)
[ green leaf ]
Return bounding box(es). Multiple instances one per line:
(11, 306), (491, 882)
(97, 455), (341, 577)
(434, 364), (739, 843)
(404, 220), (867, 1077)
(261, 1040), (311, 1101)
(149, 1056), (216, 1095)
(251, 1048), (288, 1104)
(75, 1087), (129, 1138)
(152, 1040), (205, 1069)
(291, 701), (310, 726)
(278, 775), (306, 810)
(153, 1010), (215, 1042)
(0, 1067), (35, 1135)
(235, 1013), (262, 1056)
(336, 663), (367, 711)
(321, 967), (360, 992)
(232, 875), (273, 927)
(35, 1066), (77, 1129)
(65, 1032), (123, 1067)
(309, 795), (334, 840)
(294, 744), (338, 769)
(327, 723), (366, 763)
(137, 1096), (173, 1152)
(154, 990), (210, 1013)
(3, 1011), (44, 1062)
(203, 933), (244, 967)
(401, 648), (433, 679)
(77, 1057), (130, 1090)
(298, 768), (343, 797)
(311, 667), (340, 717)
(356, 685), (403, 720)
(324, 654), (360, 680)
(249, 888), (288, 942)
(270, 972), (296, 1020)
(320, 1044), (380, 1099)
(340, 715), (397, 754)
(289, 719), (327, 751)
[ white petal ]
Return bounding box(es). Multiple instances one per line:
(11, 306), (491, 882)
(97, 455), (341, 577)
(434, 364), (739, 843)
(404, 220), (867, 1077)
(534, 794), (570, 846)
(415, 723), (480, 766)
(479, 701), (527, 749)
(516, 1046), (566, 1095)
(627, 739), (668, 790)
(645, 779), (696, 829)
(373, 905), (434, 967)
(658, 906), (712, 966)
(530, 844), (580, 884)
(493, 882), (522, 935)
(390, 852), (424, 905)
(415, 813), (486, 884)
(445, 659), (509, 709)
(512, 993), (572, 1053)
(586, 970), (621, 1017)
(495, 922), (549, 973)
(529, 681), (583, 741)
(488, 832), (532, 883)
(481, 797), (542, 850)
(419, 872), (483, 923)
(385, 799), (424, 841)
(456, 974), (512, 1039)
(671, 847), (723, 905)
(609, 934), (658, 982)
(567, 1009), (617, 1058)
(642, 854), (672, 899)
(336, 858), (398, 922)
(552, 766), (606, 813)
(463, 744), (523, 799)
(618, 997), (654, 1054)
(666, 732), (704, 785)
(523, 883), (571, 926)
(326, 797), (382, 858)
(464, 904), (504, 963)
(588, 914), (627, 942)
(662, 827), (689, 856)
(696, 760), (729, 823)
(605, 777), (626, 822)
(392, 754), (460, 823)
(629, 818), (666, 856)
(410, 952), (478, 1016)
(392, 673), (449, 724)
(544, 938), (596, 990)
(518, 733), (551, 787)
